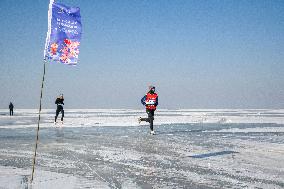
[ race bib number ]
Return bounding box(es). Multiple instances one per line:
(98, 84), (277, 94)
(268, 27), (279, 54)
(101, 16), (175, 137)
(146, 100), (155, 105)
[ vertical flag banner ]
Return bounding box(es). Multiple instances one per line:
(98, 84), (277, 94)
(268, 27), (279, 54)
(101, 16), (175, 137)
(44, 1), (82, 65)
(32, 1), (82, 182)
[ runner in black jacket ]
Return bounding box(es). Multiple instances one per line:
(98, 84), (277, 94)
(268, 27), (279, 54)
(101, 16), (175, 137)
(9, 102), (14, 116)
(55, 94), (64, 124)
(139, 86), (158, 135)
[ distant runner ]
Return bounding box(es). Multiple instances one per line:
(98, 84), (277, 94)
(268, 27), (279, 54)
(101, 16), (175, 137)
(9, 102), (14, 116)
(138, 86), (159, 135)
(55, 94), (64, 124)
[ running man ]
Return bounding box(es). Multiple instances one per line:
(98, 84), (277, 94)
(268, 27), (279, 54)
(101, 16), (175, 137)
(55, 94), (64, 124)
(139, 86), (159, 135)
(9, 102), (14, 116)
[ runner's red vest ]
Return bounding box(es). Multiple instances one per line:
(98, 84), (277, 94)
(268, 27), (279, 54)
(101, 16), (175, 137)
(145, 93), (158, 110)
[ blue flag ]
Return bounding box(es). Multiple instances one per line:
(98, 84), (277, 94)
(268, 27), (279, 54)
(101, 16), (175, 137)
(44, 1), (82, 65)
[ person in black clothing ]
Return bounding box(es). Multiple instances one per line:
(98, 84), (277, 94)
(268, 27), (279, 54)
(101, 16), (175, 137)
(139, 86), (159, 135)
(9, 102), (14, 116)
(55, 94), (64, 124)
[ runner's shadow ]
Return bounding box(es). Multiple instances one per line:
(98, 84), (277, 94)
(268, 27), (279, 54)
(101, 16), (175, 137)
(20, 175), (29, 189)
(55, 128), (64, 142)
(188, 150), (238, 158)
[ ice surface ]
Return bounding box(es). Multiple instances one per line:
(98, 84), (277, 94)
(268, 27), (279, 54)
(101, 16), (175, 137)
(0, 109), (283, 188)
(0, 109), (284, 129)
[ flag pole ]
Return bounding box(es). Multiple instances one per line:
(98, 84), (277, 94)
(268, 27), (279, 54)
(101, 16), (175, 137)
(31, 0), (53, 182)
(31, 59), (47, 183)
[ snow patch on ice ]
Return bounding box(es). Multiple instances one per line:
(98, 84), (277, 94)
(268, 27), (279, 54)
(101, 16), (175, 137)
(0, 166), (110, 189)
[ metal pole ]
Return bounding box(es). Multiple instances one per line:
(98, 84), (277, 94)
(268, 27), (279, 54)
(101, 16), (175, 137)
(31, 60), (47, 183)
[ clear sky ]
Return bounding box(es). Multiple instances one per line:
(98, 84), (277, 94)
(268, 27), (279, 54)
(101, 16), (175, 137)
(0, 0), (284, 109)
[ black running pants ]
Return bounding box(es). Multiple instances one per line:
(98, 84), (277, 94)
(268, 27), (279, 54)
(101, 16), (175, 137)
(141, 109), (155, 131)
(55, 106), (64, 122)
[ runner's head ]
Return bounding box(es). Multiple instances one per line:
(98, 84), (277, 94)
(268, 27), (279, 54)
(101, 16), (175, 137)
(59, 94), (64, 99)
(148, 86), (155, 93)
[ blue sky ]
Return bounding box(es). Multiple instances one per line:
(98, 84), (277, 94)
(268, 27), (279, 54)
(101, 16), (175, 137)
(0, 0), (283, 109)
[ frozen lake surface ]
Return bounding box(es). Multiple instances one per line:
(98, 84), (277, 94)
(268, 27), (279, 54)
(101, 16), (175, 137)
(0, 109), (283, 188)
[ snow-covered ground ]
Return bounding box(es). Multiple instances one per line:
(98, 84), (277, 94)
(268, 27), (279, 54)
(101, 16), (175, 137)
(0, 109), (283, 188)
(1, 108), (284, 128)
